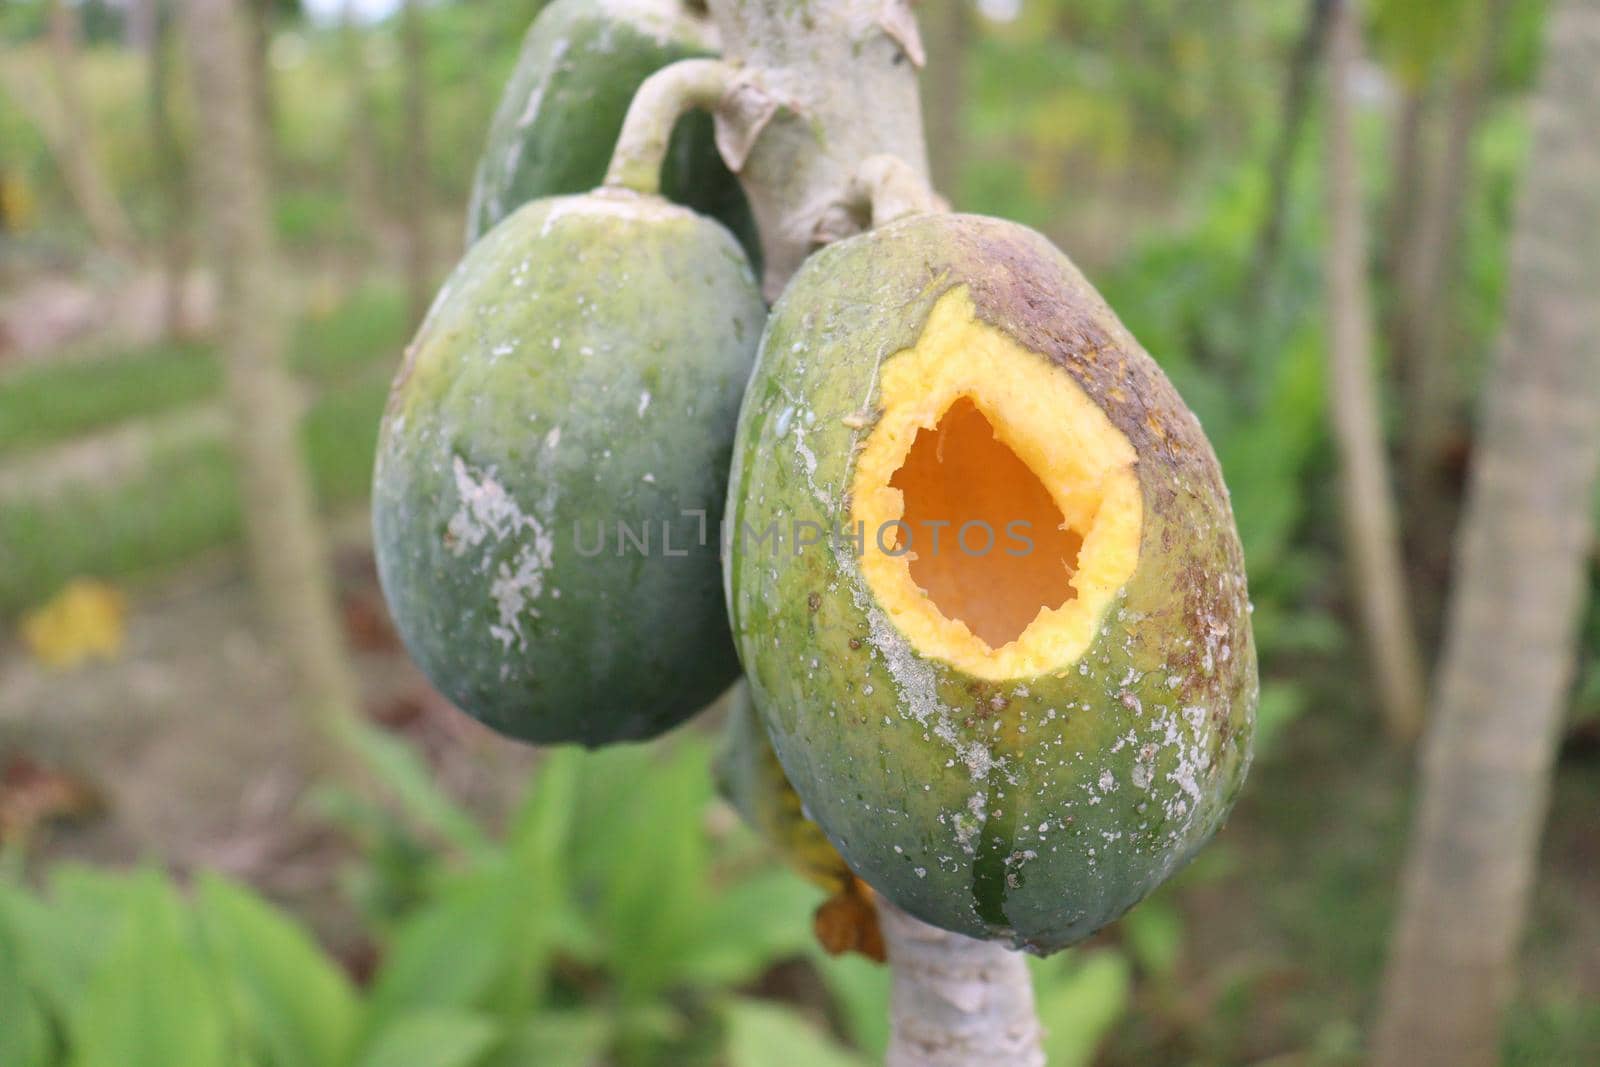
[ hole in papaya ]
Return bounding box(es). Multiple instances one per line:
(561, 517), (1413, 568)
(888, 397), (1082, 650)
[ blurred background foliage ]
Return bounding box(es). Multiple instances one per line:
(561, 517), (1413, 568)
(0, 0), (1596, 1065)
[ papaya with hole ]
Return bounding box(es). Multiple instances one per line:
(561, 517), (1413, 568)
(375, 191), (765, 746)
(466, 0), (759, 269)
(723, 213), (1256, 952)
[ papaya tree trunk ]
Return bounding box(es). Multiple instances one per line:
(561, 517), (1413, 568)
(1323, 0), (1427, 743)
(1391, 0), (1512, 637)
(243, 0), (277, 162)
(341, 0), (382, 264)
(181, 0), (364, 778)
(145, 0), (193, 338)
(400, 0), (432, 327)
(878, 902), (1044, 1066)
(44, 0), (135, 256)
(920, 0), (970, 202)
(1251, 0), (1332, 296)
(1372, 3), (1600, 1063)
(1379, 82), (1428, 312)
(701, 0), (932, 298)
(698, 1), (1043, 1060)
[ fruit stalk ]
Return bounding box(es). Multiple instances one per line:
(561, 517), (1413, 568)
(604, 58), (735, 196)
(700, 0), (1043, 1061)
(845, 153), (947, 228)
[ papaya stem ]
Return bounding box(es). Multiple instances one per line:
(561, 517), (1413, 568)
(879, 901), (1045, 1067)
(704, 0), (1045, 1061)
(851, 154), (946, 227)
(703, 0), (934, 298)
(604, 58), (734, 196)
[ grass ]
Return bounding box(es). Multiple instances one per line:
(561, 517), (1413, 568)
(0, 441), (240, 618)
(292, 282), (409, 386)
(0, 341), (221, 456)
(0, 279), (405, 619)
(0, 376), (388, 619)
(0, 281), (405, 461)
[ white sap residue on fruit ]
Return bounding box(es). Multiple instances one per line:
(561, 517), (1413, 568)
(488, 540), (553, 651)
(446, 457), (554, 652)
(792, 420), (819, 486)
(538, 191), (672, 238)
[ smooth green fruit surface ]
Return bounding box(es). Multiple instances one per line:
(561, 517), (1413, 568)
(724, 213), (1256, 952)
(465, 0), (758, 267)
(375, 191), (765, 746)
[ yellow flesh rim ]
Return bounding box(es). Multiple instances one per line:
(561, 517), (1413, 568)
(850, 286), (1142, 681)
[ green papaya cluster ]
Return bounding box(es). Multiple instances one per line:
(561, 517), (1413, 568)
(375, 0), (1255, 954)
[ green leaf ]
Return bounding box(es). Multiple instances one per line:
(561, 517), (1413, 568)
(813, 951), (890, 1061)
(499, 748), (594, 976)
(675, 869), (818, 988)
(196, 875), (360, 1067)
(353, 1011), (499, 1067)
(504, 749), (581, 874)
(574, 742), (717, 999)
(0, 916), (51, 1067)
(723, 998), (867, 1067)
(364, 874), (518, 1029)
(490, 1011), (609, 1067)
(68, 872), (230, 1067)
(341, 721), (493, 862)
(1120, 899), (1184, 982)
(1372, 0), (1481, 83)
(1031, 950), (1133, 1067)
(0, 866), (138, 1018)
(1254, 679), (1311, 757)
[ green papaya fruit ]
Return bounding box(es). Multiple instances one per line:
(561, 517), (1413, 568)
(375, 190), (765, 747)
(723, 212), (1256, 952)
(465, 0), (760, 269)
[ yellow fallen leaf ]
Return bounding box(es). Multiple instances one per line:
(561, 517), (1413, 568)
(0, 168), (37, 231)
(20, 579), (127, 668)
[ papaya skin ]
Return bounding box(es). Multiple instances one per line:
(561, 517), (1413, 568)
(713, 683), (886, 961)
(375, 191), (765, 747)
(465, 0), (759, 268)
(723, 213), (1256, 953)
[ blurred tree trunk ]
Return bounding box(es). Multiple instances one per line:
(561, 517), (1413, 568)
(1251, 0), (1332, 297)
(1373, 3), (1600, 1063)
(244, 0), (278, 161)
(341, 0), (382, 264)
(44, 0), (134, 256)
(128, 0), (158, 49)
(180, 0), (363, 777)
(144, 0), (193, 337)
(1378, 81), (1428, 377)
(920, 0), (969, 202)
(400, 0), (432, 327)
(1390, 0), (1512, 637)
(1323, 0), (1427, 743)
